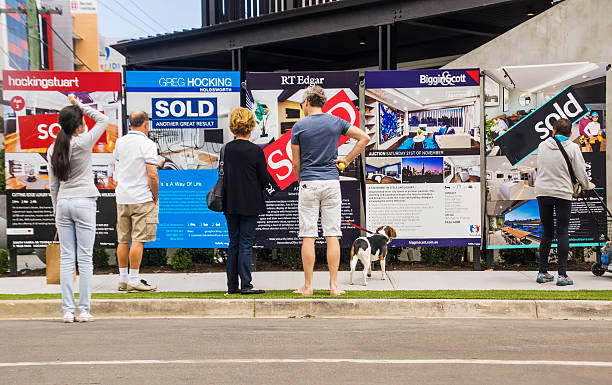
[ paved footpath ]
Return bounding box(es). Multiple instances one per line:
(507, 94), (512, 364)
(1, 270), (612, 294)
(1, 318), (612, 384)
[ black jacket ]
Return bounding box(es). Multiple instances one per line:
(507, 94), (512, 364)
(222, 139), (269, 216)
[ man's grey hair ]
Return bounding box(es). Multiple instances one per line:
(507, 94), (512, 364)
(129, 110), (148, 128)
(303, 85), (327, 108)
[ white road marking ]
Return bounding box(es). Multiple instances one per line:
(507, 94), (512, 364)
(1, 359), (612, 367)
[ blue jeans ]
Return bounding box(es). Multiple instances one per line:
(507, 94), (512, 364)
(224, 214), (258, 292)
(56, 197), (97, 314)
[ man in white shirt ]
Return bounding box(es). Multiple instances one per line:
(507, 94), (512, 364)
(113, 111), (159, 292)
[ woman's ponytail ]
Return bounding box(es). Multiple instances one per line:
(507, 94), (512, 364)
(51, 105), (83, 182)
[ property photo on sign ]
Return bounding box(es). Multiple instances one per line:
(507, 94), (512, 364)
(484, 62), (607, 249)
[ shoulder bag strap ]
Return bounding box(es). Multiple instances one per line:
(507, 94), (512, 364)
(552, 136), (577, 184)
(218, 145), (226, 179)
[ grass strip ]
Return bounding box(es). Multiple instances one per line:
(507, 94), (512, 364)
(1, 290), (612, 301)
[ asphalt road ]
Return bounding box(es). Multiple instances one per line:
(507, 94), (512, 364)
(2, 318), (612, 384)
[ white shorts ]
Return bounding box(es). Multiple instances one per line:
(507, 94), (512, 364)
(298, 180), (342, 238)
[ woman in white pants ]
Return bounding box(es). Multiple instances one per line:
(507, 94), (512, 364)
(48, 94), (109, 322)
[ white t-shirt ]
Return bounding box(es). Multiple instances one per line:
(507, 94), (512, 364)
(113, 130), (158, 204)
(584, 121), (601, 137)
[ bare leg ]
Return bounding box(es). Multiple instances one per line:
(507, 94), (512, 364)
(117, 243), (129, 268)
(293, 237), (315, 296)
(117, 243), (130, 268)
(129, 242), (146, 270)
(326, 236), (344, 295)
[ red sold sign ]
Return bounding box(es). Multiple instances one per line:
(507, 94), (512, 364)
(264, 90), (359, 190)
(264, 130), (294, 190)
(17, 113), (106, 150)
(322, 90), (360, 128)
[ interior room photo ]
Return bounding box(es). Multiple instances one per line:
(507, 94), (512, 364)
(365, 157), (402, 184)
(5, 153), (49, 190)
(248, 87), (360, 157)
(364, 87), (480, 153)
(91, 154), (117, 190)
(3, 91), (121, 154)
(443, 156), (480, 183)
(486, 154), (537, 200)
(484, 62), (607, 155)
(128, 91), (230, 170)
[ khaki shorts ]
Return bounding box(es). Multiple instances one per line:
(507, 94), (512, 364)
(298, 180), (342, 238)
(117, 201), (159, 243)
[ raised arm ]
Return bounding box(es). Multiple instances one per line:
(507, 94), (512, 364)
(47, 147), (59, 212)
(334, 125), (370, 166)
(70, 95), (109, 149)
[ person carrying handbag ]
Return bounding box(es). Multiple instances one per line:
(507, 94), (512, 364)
(220, 107), (268, 295)
(48, 94), (110, 322)
(534, 118), (594, 286)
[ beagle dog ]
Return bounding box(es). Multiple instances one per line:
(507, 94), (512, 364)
(349, 226), (397, 286)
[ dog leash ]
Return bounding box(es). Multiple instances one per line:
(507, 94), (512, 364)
(343, 220), (375, 235)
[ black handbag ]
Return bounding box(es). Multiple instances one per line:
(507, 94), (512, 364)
(552, 136), (582, 198)
(207, 145), (226, 212)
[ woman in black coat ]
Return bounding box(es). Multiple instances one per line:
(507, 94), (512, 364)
(223, 107), (269, 295)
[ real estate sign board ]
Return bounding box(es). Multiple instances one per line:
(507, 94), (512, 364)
(364, 69), (482, 247)
(246, 71), (362, 248)
(484, 63), (607, 249)
(3, 70), (122, 248)
(125, 71), (240, 248)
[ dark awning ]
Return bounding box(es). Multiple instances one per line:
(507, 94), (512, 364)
(113, 0), (553, 71)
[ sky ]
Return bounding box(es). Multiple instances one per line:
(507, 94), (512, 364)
(98, 0), (202, 40)
(505, 200), (540, 222)
(402, 157), (443, 173)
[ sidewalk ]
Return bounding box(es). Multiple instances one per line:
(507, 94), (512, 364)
(1, 270), (611, 294)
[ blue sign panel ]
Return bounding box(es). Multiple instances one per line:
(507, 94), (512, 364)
(146, 170), (229, 248)
(151, 97), (218, 129)
(126, 71), (240, 92)
(126, 70), (240, 248)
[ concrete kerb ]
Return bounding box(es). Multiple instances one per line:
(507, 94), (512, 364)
(1, 299), (612, 320)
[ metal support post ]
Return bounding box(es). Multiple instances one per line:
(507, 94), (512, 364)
(9, 248), (17, 277)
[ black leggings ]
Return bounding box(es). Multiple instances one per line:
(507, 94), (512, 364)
(537, 196), (572, 275)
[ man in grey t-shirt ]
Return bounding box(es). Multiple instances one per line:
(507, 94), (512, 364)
(291, 85), (369, 296)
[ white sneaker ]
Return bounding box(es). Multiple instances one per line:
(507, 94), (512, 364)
(78, 312), (95, 322)
(127, 279), (157, 292)
(63, 312), (75, 323)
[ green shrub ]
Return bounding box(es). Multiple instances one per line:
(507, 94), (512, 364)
(170, 249), (193, 270)
(420, 247), (466, 266)
(278, 248), (302, 269)
(0, 249), (8, 273)
(93, 248), (109, 268)
(185, 248), (215, 264)
(499, 248), (538, 265)
(141, 248), (168, 266)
